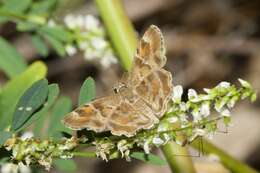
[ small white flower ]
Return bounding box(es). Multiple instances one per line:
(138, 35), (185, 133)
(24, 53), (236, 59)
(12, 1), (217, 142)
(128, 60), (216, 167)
(189, 129), (206, 142)
(179, 113), (188, 122)
(91, 38), (107, 50)
(203, 88), (211, 93)
(1, 163), (18, 173)
(64, 14), (77, 29)
(199, 102), (210, 117)
(100, 53), (118, 68)
(157, 123), (167, 132)
(47, 19), (56, 27)
(163, 134), (171, 142)
(65, 44), (77, 56)
(79, 41), (89, 50)
(143, 141), (150, 154)
(180, 102), (187, 111)
(167, 116), (178, 123)
(152, 136), (164, 146)
(83, 48), (100, 60)
(218, 81), (230, 88)
(214, 99), (227, 112)
(192, 110), (202, 122)
(221, 109), (230, 117)
(188, 89), (199, 102)
(238, 78), (251, 88)
(18, 163), (31, 173)
(84, 15), (99, 30)
(172, 85), (183, 102)
(20, 131), (34, 140)
(75, 15), (84, 28)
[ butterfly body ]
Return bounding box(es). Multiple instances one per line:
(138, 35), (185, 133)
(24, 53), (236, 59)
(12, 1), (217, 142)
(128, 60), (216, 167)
(63, 25), (173, 137)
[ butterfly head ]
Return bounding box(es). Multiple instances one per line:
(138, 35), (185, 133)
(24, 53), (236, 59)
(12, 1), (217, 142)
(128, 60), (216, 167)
(113, 82), (136, 102)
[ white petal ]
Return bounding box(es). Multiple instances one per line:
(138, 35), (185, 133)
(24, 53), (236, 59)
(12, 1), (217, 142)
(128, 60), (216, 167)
(238, 78), (251, 88)
(168, 116), (178, 123)
(200, 102), (210, 117)
(218, 81), (230, 88)
(188, 89), (198, 99)
(18, 163), (31, 173)
(172, 85), (183, 101)
(221, 109), (230, 117)
(152, 136), (164, 146)
(65, 45), (77, 56)
(20, 131), (34, 140)
(1, 163), (18, 173)
(84, 15), (99, 30)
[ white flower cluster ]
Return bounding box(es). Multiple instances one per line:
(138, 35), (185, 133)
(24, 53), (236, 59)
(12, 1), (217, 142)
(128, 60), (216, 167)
(1, 163), (31, 173)
(63, 14), (118, 68)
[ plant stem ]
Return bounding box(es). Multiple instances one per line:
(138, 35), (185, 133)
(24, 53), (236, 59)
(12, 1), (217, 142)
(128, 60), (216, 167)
(162, 142), (196, 173)
(95, 1), (196, 172)
(95, 0), (137, 71)
(191, 138), (259, 173)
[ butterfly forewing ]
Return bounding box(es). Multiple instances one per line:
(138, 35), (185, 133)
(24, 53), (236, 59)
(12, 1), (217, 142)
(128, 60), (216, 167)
(63, 25), (173, 137)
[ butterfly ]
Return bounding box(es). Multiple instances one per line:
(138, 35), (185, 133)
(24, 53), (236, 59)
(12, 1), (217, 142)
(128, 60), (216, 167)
(62, 25), (173, 137)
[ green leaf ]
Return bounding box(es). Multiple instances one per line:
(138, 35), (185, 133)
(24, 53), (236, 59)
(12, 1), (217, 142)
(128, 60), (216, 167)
(11, 79), (49, 131)
(0, 37), (27, 78)
(130, 152), (167, 165)
(0, 61), (47, 130)
(31, 35), (48, 56)
(22, 84), (60, 132)
(78, 77), (96, 106)
(16, 21), (38, 32)
(0, 131), (12, 146)
(48, 97), (72, 137)
(53, 159), (77, 172)
(0, 0), (31, 23)
(44, 34), (65, 56)
(30, 0), (57, 15)
(40, 26), (73, 42)
(1, 0), (31, 12)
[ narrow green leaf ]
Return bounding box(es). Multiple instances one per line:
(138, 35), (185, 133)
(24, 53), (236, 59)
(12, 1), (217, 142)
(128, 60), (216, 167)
(11, 79), (49, 131)
(48, 97), (72, 137)
(44, 34), (65, 56)
(0, 0), (31, 23)
(40, 26), (73, 42)
(1, 0), (31, 12)
(53, 159), (77, 172)
(0, 37), (27, 78)
(78, 77), (96, 106)
(130, 152), (167, 165)
(23, 84), (59, 132)
(0, 131), (12, 146)
(0, 61), (47, 130)
(31, 35), (49, 57)
(30, 0), (57, 15)
(16, 21), (38, 32)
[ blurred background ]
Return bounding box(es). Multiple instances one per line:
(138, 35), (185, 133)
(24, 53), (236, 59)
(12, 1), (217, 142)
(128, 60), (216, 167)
(0, 0), (260, 172)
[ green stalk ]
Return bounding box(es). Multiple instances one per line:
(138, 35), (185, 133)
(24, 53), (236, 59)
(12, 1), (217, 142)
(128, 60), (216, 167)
(162, 142), (196, 173)
(95, 0), (137, 71)
(191, 138), (259, 173)
(95, 1), (196, 172)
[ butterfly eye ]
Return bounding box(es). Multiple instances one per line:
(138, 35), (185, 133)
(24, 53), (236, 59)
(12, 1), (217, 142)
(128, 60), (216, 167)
(113, 87), (119, 94)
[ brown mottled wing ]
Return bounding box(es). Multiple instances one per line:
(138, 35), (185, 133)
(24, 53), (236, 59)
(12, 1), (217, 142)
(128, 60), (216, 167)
(63, 94), (158, 137)
(63, 95), (118, 133)
(128, 25), (173, 117)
